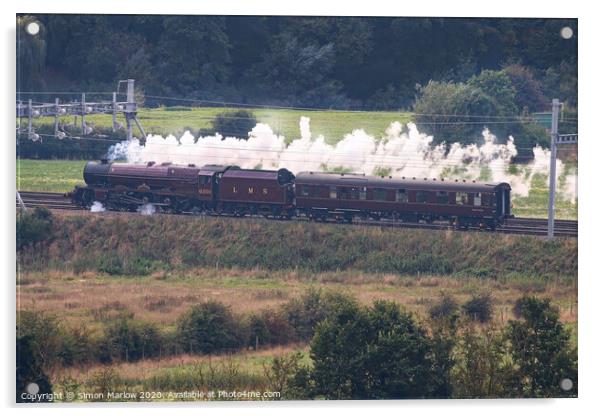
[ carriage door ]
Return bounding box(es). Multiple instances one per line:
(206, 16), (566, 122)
(503, 189), (511, 216)
(497, 190), (504, 217)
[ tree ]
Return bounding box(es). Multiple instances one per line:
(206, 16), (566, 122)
(452, 325), (520, 398)
(310, 300), (440, 399)
(16, 15), (47, 91)
(414, 80), (500, 144)
(283, 288), (356, 342)
(211, 110), (257, 139)
(244, 33), (345, 107)
(505, 296), (577, 397)
(177, 301), (246, 354)
(102, 318), (162, 362)
(154, 16), (232, 97)
(16, 335), (53, 402)
(503, 64), (548, 113)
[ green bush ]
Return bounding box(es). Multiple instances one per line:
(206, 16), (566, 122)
(264, 352), (312, 400)
(211, 110), (257, 139)
(16, 310), (62, 370)
(101, 318), (162, 362)
(16, 207), (53, 250)
(98, 255), (123, 276)
(247, 313), (272, 349)
(462, 293), (493, 323)
(283, 288), (356, 341)
(429, 294), (459, 320)
(260, 309), (297, 346)
(177, 301), (246, 354)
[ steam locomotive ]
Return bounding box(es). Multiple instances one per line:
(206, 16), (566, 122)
(70, 160), (512, 229)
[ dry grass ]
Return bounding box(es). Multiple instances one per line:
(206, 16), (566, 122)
(51, 344), (305, 384)
(17, 268), (578, 331)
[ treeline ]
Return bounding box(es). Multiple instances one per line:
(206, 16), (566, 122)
(17, 289), (577, 401)
(18, 15), (576, 111)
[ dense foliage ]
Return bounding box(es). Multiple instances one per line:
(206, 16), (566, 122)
(16, 207), (53, 250)
(16, 293), (576, 399)
(18, 15), (577, 110)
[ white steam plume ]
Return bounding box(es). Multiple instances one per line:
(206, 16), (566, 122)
(90, 201), (106, 212)
(137, 203), (156, 216)
(107, 117), (577, 202)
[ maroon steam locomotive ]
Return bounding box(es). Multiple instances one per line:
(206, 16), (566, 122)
(71, 160), (511, 229)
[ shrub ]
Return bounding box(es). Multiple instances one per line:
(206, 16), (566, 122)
(462, 293), (493, 323)
(177, 301), (246, 354)
(98, 255), (123, 276)
(16, 310), (62, 370)
(506, 296), (577, 397)
(247, 313), (272, 349)
(263, 352), (312, 400)
(428, 294), (459, 320)
(260, 309), (297, 346)
(282, 288), (356, 341)
(88, 368), (122, 400)
(211, 110), (257, 139)
(16, 207), (53, 250)
(56, 325), (97, 366)
(101, 318), (162, 362)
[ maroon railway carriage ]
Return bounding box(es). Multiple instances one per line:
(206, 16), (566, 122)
(294, 171), (511, 229)
(217, 168), (296, 218)
(73, 160), (230, 212)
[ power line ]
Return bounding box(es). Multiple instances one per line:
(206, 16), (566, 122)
(16, 91), (126, 95)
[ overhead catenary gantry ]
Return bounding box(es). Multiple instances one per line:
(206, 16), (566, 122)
(16, 79), (146, 143)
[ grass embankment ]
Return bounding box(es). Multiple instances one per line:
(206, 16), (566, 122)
(20, 213), (577, 279)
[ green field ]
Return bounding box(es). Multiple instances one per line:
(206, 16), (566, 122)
(17, 159), (86, 193)
(29, 106), (411, 144)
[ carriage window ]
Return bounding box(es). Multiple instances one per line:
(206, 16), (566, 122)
(359, 187), (367, 200)
(474, 192), (482, 206)
(232, 186), (238, 194)
(436, 191), (448, 204)
(248, 186), (255, 194)
(201, 176), (211, 185)
(396, 189), (408, 202)
(300, 185), (310, 196)
(329, 186), (337, 199)
(456, 192), (468, 205)
(348, 187), (359, 199)
(338, 187), (348, 199)
(416, 191), (429, 203)
(373, 188), (387, 201)
(262, 188), (268, 195)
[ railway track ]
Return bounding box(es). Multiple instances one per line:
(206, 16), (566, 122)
(16, 191), (578, 238)
(16, 191), (82, 211)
